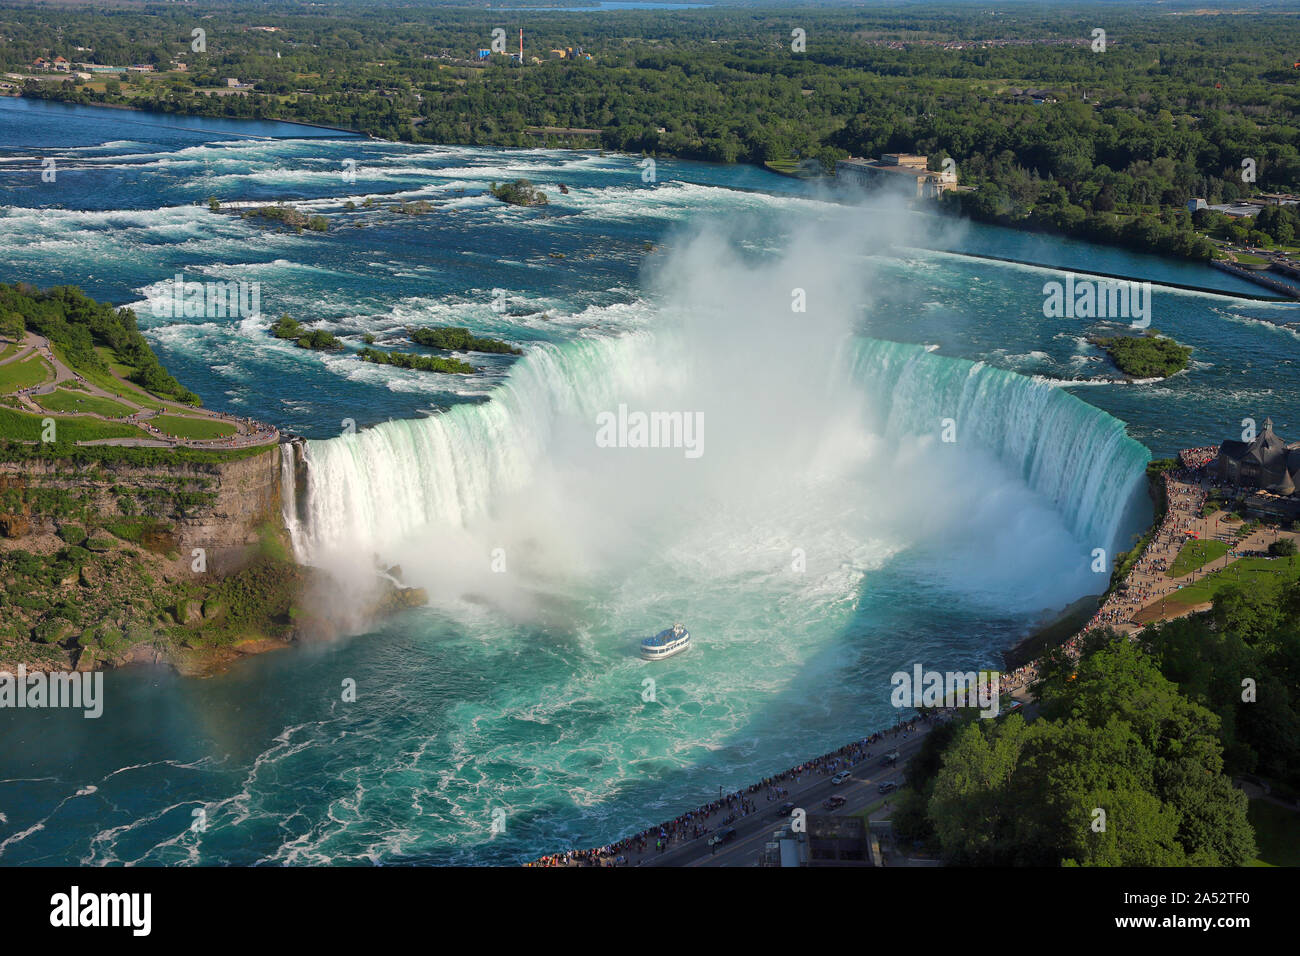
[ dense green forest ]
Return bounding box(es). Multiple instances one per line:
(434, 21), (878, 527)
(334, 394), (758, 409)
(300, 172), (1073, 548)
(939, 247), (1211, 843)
(2, 2), (1299, 258)
(892, 576), (1300, 865)
(0, 283), (199, 404)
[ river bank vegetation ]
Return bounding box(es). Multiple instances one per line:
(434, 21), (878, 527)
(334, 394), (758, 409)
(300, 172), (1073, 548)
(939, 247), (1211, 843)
(5, 4), (1300, 261)
(411, 326), (523, 355)
(893, 575), (1300, 864)
(1, 283), (199, 405)
(1092, 333), (1193, 379)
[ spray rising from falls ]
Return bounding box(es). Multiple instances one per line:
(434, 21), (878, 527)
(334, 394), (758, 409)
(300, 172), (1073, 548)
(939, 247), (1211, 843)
(288, 334), (648, 564)
(287, 332), (1149, 573)
(284, 216), (1151, 614)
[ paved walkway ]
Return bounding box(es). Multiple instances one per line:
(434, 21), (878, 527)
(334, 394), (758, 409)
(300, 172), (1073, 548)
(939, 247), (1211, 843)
(530, 712), (946, 867)
(1004, 458), (1300, 694)
(3, 331), (278, 450)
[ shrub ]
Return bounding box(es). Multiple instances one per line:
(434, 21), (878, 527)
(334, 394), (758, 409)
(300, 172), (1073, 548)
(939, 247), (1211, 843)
(57, 524), (86, 545)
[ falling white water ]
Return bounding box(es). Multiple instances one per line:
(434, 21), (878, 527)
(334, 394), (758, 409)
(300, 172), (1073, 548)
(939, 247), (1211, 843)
(289, 220), (1151, 617)
(280, 441), (307, 561)
(294, 333), (1148, 568)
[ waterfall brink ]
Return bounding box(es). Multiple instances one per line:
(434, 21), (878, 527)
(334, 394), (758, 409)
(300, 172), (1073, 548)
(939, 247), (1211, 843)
(843, 338), (1151, 551)
(294, 335), (647, 564)
(294, 333), (1150, 564)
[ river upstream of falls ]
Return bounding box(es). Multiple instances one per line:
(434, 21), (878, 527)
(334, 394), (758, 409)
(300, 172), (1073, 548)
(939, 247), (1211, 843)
(0, 98), (1297, 864)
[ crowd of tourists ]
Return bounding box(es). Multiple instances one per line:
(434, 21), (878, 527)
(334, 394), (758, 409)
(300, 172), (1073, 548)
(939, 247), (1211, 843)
(1004, 454), (1217, 694)
(1179, 446), (1219, 470)
(530, 448), (1272, 867)
(527, 713), (937, 867)
(138, 411), (276, 447)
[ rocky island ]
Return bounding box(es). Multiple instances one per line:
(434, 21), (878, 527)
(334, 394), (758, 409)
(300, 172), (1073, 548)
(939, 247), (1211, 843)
(489, 179), (549, 207)
(1091, 332), (1193, 380)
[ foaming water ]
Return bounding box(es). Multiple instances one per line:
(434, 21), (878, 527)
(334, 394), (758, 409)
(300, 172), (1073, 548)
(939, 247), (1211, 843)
(845, 338), (1150, 550)
(1, 100), (1294, 866)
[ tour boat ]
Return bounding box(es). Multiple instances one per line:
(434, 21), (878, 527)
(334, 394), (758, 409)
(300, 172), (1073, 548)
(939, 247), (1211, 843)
(640, 623), (691, 660)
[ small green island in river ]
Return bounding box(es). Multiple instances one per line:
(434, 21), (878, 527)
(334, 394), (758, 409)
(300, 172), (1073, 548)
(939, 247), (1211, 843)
(489, 179), (549, 207)
(1092, 332), (1193, 379)
(271, 314), (344, 350)
(411, 326), (523, 355)
(359, 347), (474, 374)
(270, 317), (523, 373)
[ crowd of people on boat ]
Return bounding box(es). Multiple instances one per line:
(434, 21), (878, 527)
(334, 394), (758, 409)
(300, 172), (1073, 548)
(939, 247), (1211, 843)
(526, 714), (936, 867)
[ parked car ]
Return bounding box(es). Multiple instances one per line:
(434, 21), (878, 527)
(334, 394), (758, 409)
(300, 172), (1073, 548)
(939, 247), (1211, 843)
(831, 771), (851, 785)
(878, 781), (898, 794)
(708, 826), (737, 846)
(775, 801), (797, 818)
(823, 795), (847, 810)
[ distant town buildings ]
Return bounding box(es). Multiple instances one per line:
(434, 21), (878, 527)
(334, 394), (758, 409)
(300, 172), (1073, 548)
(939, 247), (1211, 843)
(1189, 195), (1298, 218)
(1006, 87), (1058, 104)
(550, 47), (592, 60)
(836, 153), (957, 199)
(22, 56), (181, 78)
(1210, 202), (1262, 218)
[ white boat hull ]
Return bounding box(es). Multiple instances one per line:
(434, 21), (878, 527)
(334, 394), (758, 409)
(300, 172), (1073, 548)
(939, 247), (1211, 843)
(639, 634), (691, 658)
(640, 638), (690, 660)
(641, 623), (690, 660)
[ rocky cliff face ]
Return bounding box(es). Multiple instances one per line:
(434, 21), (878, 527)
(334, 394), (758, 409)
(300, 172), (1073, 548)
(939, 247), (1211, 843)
(0, 445), (292, 673)
(0, 445), (285, 575)
(182, 446), (286, 574)
(0, 443), (428, 675)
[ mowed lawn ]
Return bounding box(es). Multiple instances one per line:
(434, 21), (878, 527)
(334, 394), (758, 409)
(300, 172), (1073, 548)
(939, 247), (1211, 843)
(0, 406), (145, 442)
(0, 354), (52, 393)
(1168, 538), (1230, 577)
(36, 387), (135, 419)
(1246, 798), (1300, 867)
(91, 345), (165, 410)
(149, 414), (237, 439)
(1165, 556), (1300, 610)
